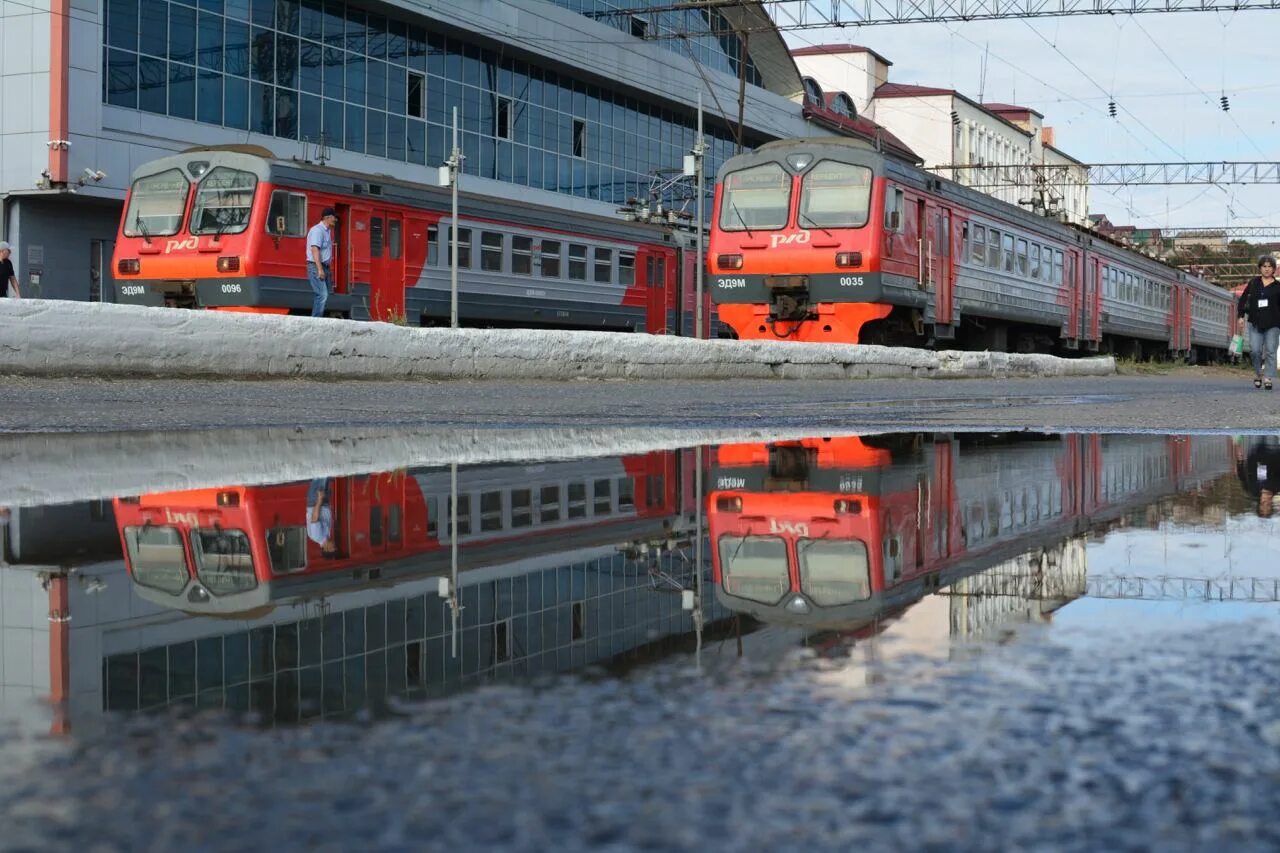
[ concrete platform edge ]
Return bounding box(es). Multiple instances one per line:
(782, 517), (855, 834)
(0, 300), (1116, 381)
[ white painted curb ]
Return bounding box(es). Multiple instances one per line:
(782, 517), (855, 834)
(0, 300), (1114, 381)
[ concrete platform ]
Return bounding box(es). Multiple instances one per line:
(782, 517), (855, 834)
(0, 300), (1114, 381)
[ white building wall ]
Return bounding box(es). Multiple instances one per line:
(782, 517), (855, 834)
(0, 0), (53, 196)
(792, 50), (889, 114)
(864, 94), (954, 167)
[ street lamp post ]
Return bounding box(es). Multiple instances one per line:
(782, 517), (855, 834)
(445, 107), (464, 329)
(684, 94), (706, 339)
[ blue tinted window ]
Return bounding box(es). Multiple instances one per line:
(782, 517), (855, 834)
(344, 103), (364, 151)
(425, 121), (443, 165)
(365, 110), (386, 158)
(299, 39), (322, 91)
(251, 28), (274, 83)
(224, 0), (249, 20)
(406, 118), (426, 165)
(139, 0), (167, 56)
(106, 48), (139, 108)
(225, 74), (249, 128)
(387, 19), (406, 65)
(408, 25), (426, 74)
(197, 70), (223, 124)
(169, 4), (196, 62)
(386, 64), (405, 114)
(276, 34), (298, 86)
(198, 13), (223, 70)
(299, 92), (321, 142)
(138, 56), (167, 113)
(366, 59), (386, 111)
(250, 0), (273, 27)
(276, 0), (299, 33)
(345, 53), (365, 105)
(322, 47), (343, 100)
(108, 0), (139, 51)
(251, 81), (274, 133)
(322, 0), (343, 46)
(224, 20), (250, 75)
(274, 88), (297, 138)
(300, 0), (322, 40)
(387, 113), (406, 161)
(199, 0), (222, 13)
(169, 62), (196, 118)
(367, 13), (386, 58)
(344, 7), (365, 54)
(322, 98), (342, 148)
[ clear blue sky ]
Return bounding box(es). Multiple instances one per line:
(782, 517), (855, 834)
(787, 12), (1278, 231)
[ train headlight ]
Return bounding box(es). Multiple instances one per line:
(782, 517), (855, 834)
(216, 256), (241, 272)
(715, 496), (743, 512)
(835, 252), (863, 268)
(834, 499), (862, 515)
(717, 254), (744, 270)
(117, 258), (140, 275)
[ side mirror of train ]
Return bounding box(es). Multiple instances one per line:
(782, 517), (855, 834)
(274, 215), (287, 235)
(888, 211), (901, 230)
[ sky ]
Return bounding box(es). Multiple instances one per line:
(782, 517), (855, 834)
(782, 11), (1279, 231)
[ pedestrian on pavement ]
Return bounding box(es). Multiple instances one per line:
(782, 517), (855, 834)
(1237, 256), (1280, 389)
(0, 242), (21, 299)
(306, 478), (338, 557)
(306, 208), (338, 317)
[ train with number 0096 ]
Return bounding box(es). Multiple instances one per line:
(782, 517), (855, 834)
(707, 137), (1234, 360)
(111, 145), (707, 335)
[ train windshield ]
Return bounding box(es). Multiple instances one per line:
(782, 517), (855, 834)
(798, 161), (873, 229)
(122, 169), (190, 238)
(798, 539), (871, 606)
(190, 528), (257, 595)
(718, 163), (791, 231)
(718, 535), (789, 604)
(189, 167), (257, 235)
(123, 525), (189, 595)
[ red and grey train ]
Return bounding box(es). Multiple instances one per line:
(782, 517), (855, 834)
(708, 137), (1235, 359)
(111, 145), (709, 335)
(707, 432), (1233, 631)
(115, 452), (691, 616)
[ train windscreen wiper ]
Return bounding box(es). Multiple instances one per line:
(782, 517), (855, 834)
(730, 202), (754, 238)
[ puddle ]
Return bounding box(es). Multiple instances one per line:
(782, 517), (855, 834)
(2, 430), (1278, 847)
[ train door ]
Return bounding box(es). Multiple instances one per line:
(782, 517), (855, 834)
(1086, 257), (1102, 344)
(369, 211), (406, 323)
(915, 197), (927, 289)
(643, 250), (668, 333)
(334, 202), (352, 295)
(930, 205), (954, 328)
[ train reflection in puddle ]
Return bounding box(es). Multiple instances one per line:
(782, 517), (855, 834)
(0, 431), (1245, 732)
(708, 433), (1234, 648)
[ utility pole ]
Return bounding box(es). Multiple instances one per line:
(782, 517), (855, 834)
(684, 93), (706, 339)
(446, 107), (463, 329)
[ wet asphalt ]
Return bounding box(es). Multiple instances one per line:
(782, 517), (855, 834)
(4, 617), (1280, 852)
(0, 369), (1279, 433)
(3, 371), (1280, 850)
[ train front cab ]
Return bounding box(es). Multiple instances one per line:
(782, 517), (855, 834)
(114, 472), (424, 615)
(708, 141), (905, 345)
(708, 436), (965, 628)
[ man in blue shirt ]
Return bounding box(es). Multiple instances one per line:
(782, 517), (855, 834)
(306, 208), (338, 317)
(306, 478), (338, 557)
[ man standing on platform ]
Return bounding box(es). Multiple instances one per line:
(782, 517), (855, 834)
(306, 208), (337, 317)
(0, 243), (22, 299)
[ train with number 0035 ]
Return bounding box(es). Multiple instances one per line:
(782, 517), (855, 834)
(707, 137), (1234, 360)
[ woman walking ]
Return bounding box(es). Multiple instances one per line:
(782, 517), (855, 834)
(1237, 256), (1280, 389)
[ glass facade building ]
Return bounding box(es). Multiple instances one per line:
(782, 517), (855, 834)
(102, 0), (758, 204)
(102, 554), (722, 720)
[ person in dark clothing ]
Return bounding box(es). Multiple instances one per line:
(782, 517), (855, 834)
(0, 242), (21, 299)
(1237, 435), (1280, 516)
(1237, 256), (1280, 390)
